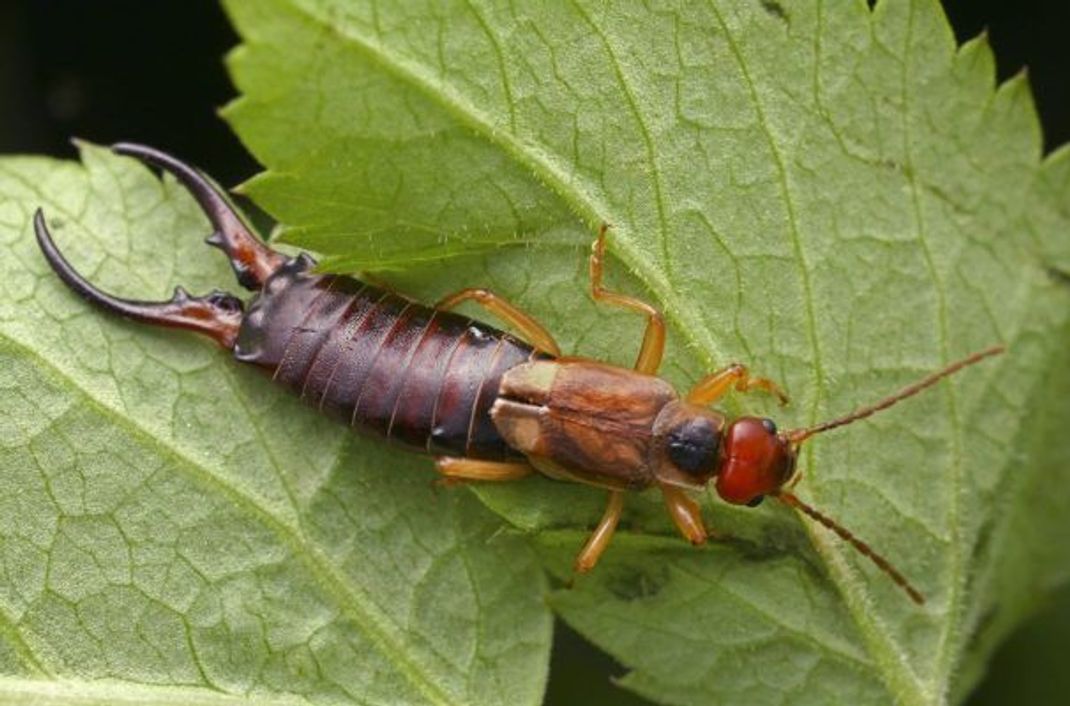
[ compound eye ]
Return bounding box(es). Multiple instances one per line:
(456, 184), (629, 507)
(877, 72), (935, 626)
(747, 495), (765, 508)
(761, 418), (777, 434)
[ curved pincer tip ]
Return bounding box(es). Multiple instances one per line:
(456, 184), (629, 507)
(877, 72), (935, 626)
(112, 141), (171, 166)
(33, 209), (82, 293)
(108, 142), (288, 290)
(33, 207), (244, 349)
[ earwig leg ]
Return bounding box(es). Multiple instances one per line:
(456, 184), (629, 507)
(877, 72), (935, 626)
(436, 288), (561, 356)
(660, 485), (710, 545)
(686, 363), (789, 407)
(435, 457), (533, 485)
(34, 210), (245, 349)
(111, 143), (288, 289)
(590, 224), (665, 375)
(574, 490), (625, 573)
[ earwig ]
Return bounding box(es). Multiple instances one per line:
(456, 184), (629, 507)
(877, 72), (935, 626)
(35, 144), (1004, 604)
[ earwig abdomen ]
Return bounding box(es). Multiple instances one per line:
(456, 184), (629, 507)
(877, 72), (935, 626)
(234, 256), (540, 460)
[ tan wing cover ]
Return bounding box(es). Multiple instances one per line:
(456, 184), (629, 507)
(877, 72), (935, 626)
(491, 359), (678, 490)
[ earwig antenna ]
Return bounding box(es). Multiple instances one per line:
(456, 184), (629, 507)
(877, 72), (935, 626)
(775, 491), (925, 604)
(787, 345), (1004, 445)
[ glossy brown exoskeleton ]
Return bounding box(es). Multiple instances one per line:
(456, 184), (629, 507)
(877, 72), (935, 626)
(35, 144), (1004, 604)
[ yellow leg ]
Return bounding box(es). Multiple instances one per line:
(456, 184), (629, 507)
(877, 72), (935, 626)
(436, 288), (561, 356)
(435, 457), (533, 485)
(660, 485), (709, 545)
(686, 363), (789, 407)
(574, 490), (625, 573)
(590, 224), (666, 375)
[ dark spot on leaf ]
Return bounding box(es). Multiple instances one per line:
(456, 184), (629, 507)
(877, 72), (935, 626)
(1047, 266), (1070, 289)
(968, 604), (999, 651)
(963, 516), (996, 598)
(972, 517), (995, 564)
(731, 528), (796, 563)
(734, 518), (823, 562)
(876, 158), (905, 173)
(759, 0), (789, 22)
(604, 564), (669, 602)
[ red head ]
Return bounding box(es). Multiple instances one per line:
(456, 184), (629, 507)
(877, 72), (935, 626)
(716, 417), (796, 506)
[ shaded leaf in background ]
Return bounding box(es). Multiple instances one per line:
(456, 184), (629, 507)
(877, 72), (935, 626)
(223, 0), (1070, 705)
(969, 582), (1070, 706)
(0, 145), (550, 705)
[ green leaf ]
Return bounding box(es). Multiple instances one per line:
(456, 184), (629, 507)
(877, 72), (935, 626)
(0, 146), (551, 705)
(222, 0), (1070, 704)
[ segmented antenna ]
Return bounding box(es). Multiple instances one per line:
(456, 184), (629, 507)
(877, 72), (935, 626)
(787, 345), (1004, 444)
(776, 491), (925, 605)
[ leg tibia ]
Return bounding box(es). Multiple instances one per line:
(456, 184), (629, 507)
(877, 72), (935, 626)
(574, 490), (625, 573)
(660, 485), (708, 545)
(589, 225), (666, 375)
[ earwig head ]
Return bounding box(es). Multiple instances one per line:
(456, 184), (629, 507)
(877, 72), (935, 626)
(714, 417), (797, 506)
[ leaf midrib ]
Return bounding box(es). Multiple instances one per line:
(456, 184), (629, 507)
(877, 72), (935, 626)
(0, 675), (302, 706)
(0, 333), (460, 706)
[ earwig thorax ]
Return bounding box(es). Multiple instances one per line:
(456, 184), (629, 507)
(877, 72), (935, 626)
(649, 400), (726, 489)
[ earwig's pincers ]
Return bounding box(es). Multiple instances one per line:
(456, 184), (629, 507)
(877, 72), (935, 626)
(35, 143), (298, 348)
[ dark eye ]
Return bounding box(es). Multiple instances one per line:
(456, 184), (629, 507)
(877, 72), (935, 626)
(666, 418), (721, 476)
(747, 495), (765, 507)
(761, 418), (777, 434)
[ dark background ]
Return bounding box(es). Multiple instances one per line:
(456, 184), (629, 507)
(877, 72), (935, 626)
(2, 1), (1067, 704)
